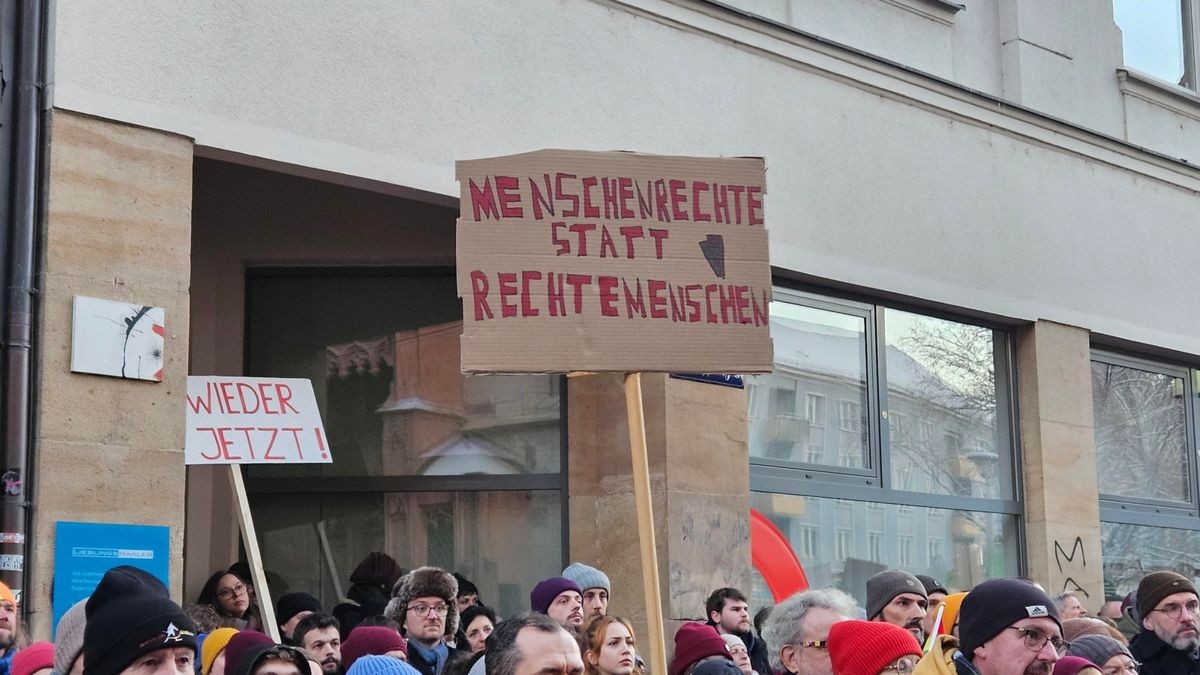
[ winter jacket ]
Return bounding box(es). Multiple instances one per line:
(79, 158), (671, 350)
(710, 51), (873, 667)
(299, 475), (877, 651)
(914, 635), (978, 675)
(1130, 630), (1199, 675)
(706, 623), (770, 675)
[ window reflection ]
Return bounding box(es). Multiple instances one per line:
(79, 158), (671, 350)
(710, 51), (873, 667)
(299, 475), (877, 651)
(1102, 521), (1200, 595)
(1113, 0), (1189, 87)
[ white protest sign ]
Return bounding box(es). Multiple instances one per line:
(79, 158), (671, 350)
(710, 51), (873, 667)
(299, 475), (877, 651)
(184, 376), (331, 465)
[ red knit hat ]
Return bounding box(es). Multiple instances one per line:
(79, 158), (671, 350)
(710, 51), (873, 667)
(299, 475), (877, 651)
(341, 626), (409, 671)
(828, 621), (922, 675)
(669, 623), (730, 675)
(12, 641), (55, 675)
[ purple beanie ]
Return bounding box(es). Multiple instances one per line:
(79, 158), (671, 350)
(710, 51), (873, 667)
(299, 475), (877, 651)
(530, 577), (582, 614)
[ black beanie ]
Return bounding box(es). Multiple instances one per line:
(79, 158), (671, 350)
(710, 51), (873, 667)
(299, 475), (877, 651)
(84, 566), (198, 675)
(276, 592), (323, 626)
(959, 578), (1061, 659)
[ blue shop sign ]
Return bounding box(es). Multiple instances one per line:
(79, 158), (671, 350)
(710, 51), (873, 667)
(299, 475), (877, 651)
(670, 373), (744, 388)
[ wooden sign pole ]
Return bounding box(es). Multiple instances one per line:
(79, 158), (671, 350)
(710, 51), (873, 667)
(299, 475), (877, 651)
(228, 464), (281, 642)
(624, 373), (667, 675)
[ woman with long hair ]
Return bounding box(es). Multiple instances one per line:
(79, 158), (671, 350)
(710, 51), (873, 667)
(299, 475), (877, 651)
(581, 616), (641, 675)
(197, 567), (262, 630)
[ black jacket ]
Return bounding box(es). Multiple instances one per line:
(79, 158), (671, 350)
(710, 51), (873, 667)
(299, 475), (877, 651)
(706, 622), (771, 675)
(1130, 630), (1199, 675)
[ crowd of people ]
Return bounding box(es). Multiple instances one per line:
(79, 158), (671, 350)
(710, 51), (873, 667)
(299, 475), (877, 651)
(0, 557), (1197, 675)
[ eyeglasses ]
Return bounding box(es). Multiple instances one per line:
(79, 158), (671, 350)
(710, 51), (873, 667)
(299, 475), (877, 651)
(1151, 600), (1200, 619)
(1102, 662), (1141, 675)
(798, 641), (827, 650)
(880, 658), (918, 675)
(1007, 627), (1069, 654)
(216, 583), (247, 600)
(408, 603), (450, 617)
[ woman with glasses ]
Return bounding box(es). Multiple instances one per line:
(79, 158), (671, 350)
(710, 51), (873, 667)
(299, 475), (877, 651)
(827, 620), (923, 675)
(1068, 635), (1140, 675)
(197, 568), (263, 631)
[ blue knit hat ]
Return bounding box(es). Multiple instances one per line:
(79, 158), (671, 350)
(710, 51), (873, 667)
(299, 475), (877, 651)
(562, 563), (610, 593)
(346, 655), (422, 675)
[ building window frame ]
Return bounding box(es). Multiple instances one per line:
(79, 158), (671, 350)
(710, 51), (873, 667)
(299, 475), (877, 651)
(749, 285), (1023, 519)
(1114, 0), (1200, 91)
(1093, 348), (1200, 529)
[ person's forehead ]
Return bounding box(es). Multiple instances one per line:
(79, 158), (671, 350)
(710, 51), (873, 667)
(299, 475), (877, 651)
(1156, 591), (1199, 608)
(584, 588), (608, 596)
(306, 626), (339, 640)
(218, 575), (242, 587)
(891, 593), (926, 603)
(929, 592), (947, 602)
(801, 608), (846, 638)
(1011, 616), (1061, 636)
(255, 658), (301, 675)
(412, 595), (447, 605)
(555, 591), (581, 602)
(725, 599), (748, 609)
(516, 627), (582, 661)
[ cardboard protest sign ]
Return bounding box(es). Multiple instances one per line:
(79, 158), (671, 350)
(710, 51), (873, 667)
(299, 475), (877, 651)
(184, 376), (330, 465)
(456, 149), (774, 374)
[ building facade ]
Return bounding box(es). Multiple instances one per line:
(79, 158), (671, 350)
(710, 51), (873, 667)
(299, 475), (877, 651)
(4, 0), (1200, 641)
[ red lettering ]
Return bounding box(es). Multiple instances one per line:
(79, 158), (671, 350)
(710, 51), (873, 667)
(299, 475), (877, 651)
(495, 175), (523, 218)
(704, 284), (720, 323)
(752, 289), (770, 327)
(565, 274), (592, 314)
(219, 382), (237, 414)
(551, 222), (570, 256)
(470, 270), (493, 320)
(314, 428), (328, 460)
(619, 226), (644, 258)
(618, 177), (635, 219)
(582, 176), (601, 218)
(497, 272), (518, 318)
(217, 427), (239, 461)
(468, 177), (500, 221)
(636, 180), (654, 219)
(601, 178), (619, 220)
(719, 285), (736, 324)
(235, 427), (257, 460)
(276, 384), (300, 414)
(235, 383), (260, 414)
(623, 279), (646, 318)
(547, 273), (566, 317)
(713, 184), (729, 224)
(728, 185), (745, 224)
(257, 427), (280, 460)
(197, 427), (223, 461)
(692, 181), (712, 222)
(186, 385), (215, 414)
(598, 276), (619, 317)
(530, 175), (555, 220)
(747, 186), (764, 225)
(647, 280), (668, 319)
(599, 226), (618, 258)
(669, 179), (689, 221)
(654, 180), (671, 222)
(520, 271), (542, 317)
(668, 285), (686, 322)
(257, 383), (278, 414)
(569, 223), (595, 256)
(649, 229), (669, 259)
(686, 284), (702, 323)
(734, 285), (751, 324)
(556, 173), (579, 217)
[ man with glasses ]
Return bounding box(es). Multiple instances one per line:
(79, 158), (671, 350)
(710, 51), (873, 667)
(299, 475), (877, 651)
(384, 567), (460, 675)
(915, 577), (1062, 675)
(1129, 571), (1200, 675)
(759, 588), (855, 675)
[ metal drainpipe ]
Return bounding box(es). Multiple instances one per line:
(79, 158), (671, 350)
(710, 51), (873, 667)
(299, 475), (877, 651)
(1, 0), (47, 609)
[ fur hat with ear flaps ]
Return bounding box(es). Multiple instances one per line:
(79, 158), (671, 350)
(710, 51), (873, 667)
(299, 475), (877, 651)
(384, 566), (460, 638)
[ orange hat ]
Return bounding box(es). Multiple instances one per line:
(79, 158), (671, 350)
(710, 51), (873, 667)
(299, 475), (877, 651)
(0, 581), (16, 606)
(939, 592), (968, 636)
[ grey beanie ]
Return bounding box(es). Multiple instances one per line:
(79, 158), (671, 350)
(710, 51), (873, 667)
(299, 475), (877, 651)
(54, 597), (89, 675)
(1067, 635), (1132, 667)
(866, 570), (927, 620)
(562, 562), (610, 593)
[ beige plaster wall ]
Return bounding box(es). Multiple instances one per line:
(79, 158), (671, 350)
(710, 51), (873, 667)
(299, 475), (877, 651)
(29, 110), (193, 637)
(568, 373), (750, 655)
(1016, 320), (1104, 610)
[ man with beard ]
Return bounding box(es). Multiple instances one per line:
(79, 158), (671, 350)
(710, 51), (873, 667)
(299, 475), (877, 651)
(759, 588), (855, 675)
(866, 571), (929, 644)
(530, 578), (584, 629)
(561, 564), (610, 623)
(0, 582), (19, 674)
(1130, 571), (1200, 675)
(914, 577), (1062, 675)
(705, 588), (770, 675)
(385, 567), (459, 675)
(917, 576), (949, 641)
(295, 615), (343, 675)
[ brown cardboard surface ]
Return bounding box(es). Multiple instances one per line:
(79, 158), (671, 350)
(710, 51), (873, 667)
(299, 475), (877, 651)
(456, 149), (773, 374)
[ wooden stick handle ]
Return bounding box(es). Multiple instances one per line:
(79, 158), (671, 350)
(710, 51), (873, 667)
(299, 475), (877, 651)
(625, 373), (667, 675)
(228, 464), (281, 642)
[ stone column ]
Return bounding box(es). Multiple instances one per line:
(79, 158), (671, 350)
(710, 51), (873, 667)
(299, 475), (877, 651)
(28, 111), (193, 637)
(568, 373), (751, 650)
(1015, 320), (1104, 611)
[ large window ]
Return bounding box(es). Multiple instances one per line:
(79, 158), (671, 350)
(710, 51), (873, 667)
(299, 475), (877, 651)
(1093, 350), (1200, 594)
(244, 270), (566, 616)
(1113, 0), (1199, 90)
(748, 288), (1020, 606)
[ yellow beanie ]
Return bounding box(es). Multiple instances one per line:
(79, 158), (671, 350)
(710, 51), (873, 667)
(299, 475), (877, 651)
(0, 581), (15, 606)
(202, 627), (240, 675)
